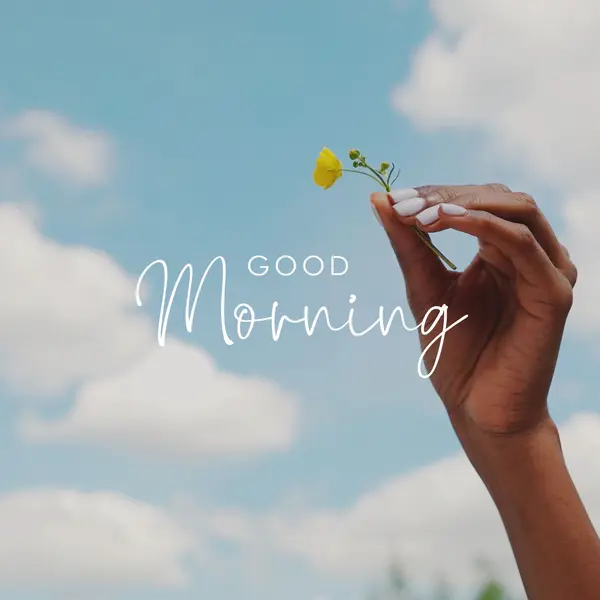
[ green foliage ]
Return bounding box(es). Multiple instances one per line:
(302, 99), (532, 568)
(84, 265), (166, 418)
(474, 580), (506, 600)
(366, 562), (509, 600)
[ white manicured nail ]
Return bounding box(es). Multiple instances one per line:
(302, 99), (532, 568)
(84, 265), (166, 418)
(371, 204), (382, 225)
(439, 203), (467, 216)
(416, 205), (441, 226)
(393, 196), (426, 216)
(389, 188), (419, 204)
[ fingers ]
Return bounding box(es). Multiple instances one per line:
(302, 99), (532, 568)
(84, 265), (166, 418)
(421, 205), (574, 311)
(389, 185), (576, 288)
(371, 192), (451, 319)
(419, 191), (565, 269)
(376, 183), (577, 318)
(415, 183), (512, 201)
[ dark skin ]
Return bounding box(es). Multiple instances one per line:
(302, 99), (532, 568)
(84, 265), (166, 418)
(372, 184), (599, 600)
(372, 184), (576, 436)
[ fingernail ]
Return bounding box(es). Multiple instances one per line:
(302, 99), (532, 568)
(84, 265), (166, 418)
(439, 203), (467, 216)
(416, 205), (441, 226)
(393, 197), (426, 216)
(388, 188), (419, 204)
(371, 204), (382, 225)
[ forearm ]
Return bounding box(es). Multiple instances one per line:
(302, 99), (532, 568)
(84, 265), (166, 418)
(458, 419), (600, 600)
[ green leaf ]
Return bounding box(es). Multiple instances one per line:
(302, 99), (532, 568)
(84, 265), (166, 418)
(475, 580), (506, 600)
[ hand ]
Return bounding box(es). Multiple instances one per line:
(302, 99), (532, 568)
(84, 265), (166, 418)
(371, 184), (577, 440)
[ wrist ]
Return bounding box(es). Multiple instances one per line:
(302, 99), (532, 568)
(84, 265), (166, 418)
(451, 415), (563, 493)
(454, 416), (600, 600)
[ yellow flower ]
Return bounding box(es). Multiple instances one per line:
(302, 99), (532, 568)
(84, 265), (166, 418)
(313, 147), (343, 189)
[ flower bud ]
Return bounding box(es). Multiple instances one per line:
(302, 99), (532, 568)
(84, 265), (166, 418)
(348, 149), (361, 160)
(380, 162), (390, 172)
(352, 161), (360, 168)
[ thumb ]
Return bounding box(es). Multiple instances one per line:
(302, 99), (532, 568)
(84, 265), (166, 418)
(371, 191), (451, 319)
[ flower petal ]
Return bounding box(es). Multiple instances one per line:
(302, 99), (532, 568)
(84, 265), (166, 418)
(313, 147), (343, 189)
(313, 167), (336, 188)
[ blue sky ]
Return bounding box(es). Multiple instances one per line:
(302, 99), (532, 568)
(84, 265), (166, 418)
(0, 1), (598, 600)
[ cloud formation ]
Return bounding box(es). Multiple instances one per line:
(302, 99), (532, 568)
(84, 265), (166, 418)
(0, 202), (151, 397)
(0, 114), (299, 460)
(392, 0), (600, 332)
(0, 489), (194, 590)
(2, 110), (115, 187)
(21, 339), (299, 458)
(200, 413), (600, 596)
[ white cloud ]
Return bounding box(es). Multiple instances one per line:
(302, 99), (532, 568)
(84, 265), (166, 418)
(0, 182), (298, 459)
(2, 110), (114, 187)
(205, 413), (600, 596)
(0, 489), (194, 589)
(20, 339), (299, 458)
(392, 0), (600, 332)
(0, 202), (151, 397)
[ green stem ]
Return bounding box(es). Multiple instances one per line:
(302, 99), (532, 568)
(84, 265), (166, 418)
(412, 226), (457, 270)
(365, 162), (457, 270)
(362, 162), (389, 189)
(341, 161), (457, 270)
(386, 163), (396, 188)
(339, 169), (383, 186)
